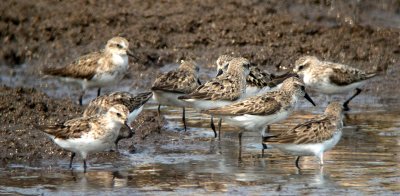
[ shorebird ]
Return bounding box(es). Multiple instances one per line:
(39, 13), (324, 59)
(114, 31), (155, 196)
(263, 102), (344, 169)
(83, 91), (152, 151)
(203, 77), (316, 152)
(151, 60), (201, 132)
(43, 37), (136, 105)
(216, 55), (297, 97)
(293, 56), (377, 111)
(39, 104), (131, 172)
(214, 55), (297, 137)
(179, 57), (251, 137)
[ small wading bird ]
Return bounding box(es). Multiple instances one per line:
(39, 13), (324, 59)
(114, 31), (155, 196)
(263, 102), (344, 169)
(214, 55), (298, 138)
(83, 91), (152, 151)
(43, 37), (136, 105)
(151, 60), (201, 132)
(203, 77), (316, 158)
(178, 57), (251, 138)
(293, 56), (377, 111)
(38, 104), (131, 172)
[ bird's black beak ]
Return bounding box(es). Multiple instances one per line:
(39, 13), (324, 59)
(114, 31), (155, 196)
(127, 49), (138, 60)
(304, 92), (316, 106)
(216, 69), (223, 77)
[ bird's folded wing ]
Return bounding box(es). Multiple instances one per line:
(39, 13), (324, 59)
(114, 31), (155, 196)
(205, 95), (281, 116)
(180, 76), (241, 101)
(40, 118), (92, 139)
(329, 66), (376, 86)
(151, 71), (198, 94)
(42, 52), (102, 80)
(266, 116), (336, 144)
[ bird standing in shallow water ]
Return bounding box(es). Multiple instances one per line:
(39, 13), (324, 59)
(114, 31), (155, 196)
(151, 60), (201, 132)
(203, 77), (316, 157)
(39, 104), (131, 172)
(179, 57), (251, 138)
(263, 102), (344, 169)
(43, 37), (136, 105)
(83, 91), (152, 151)
(293, 56), (377, 111)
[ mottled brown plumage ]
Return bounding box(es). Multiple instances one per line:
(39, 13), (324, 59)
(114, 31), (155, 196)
(293, 55), (378, 110)
(203, 77), (311, 117)
(329, 67), (376, 86)
(41, 117), (100, 140)
(263, 102), (343, 167)
(179, 57), (250, 101)
(264, 102), (343, 145)
(204, 94), (282, 116)
(43, 52), (102, 80)
(151, 60), (200, 94)
(83, 91), (152, 117)
(42, 37), (134, 105)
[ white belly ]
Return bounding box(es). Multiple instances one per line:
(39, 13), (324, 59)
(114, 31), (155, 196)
(182, 99), (234, 110)
(222, 110), (290, 132)
(304, 74), (365, 94)
(272, 131), (342, 156)
(52, 133), (118, 158)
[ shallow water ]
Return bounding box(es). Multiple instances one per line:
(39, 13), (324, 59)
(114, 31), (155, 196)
(1, 57), (400, 195)
(1, 96), (400, 195)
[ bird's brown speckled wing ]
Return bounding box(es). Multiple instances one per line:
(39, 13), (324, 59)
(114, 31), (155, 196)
(83, 92), (152, 117)
(247, 67), (273, 88)
(265, 115), (337, 144)
(329, 66), (376, 86)
(43, 52), (102, 80)
(151, 70), (198, 94)
(268, 72), (298, 87)
(40, 117), (94, 140)
(179, 75), (242, 101)
(205, 94), (281, 116)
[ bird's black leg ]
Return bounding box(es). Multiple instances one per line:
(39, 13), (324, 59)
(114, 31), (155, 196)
(78, 92), (84, 106)
(295, 156), (301, 170)
(97, 88), (101, 97)
(238, 131), (243, 162)
(262, 143), (267, 158)
(182, 107), (187, 132)
(217, 118), (222, 141)
(210, 116), (217, 138)
(69, 152), (76, 169)
(83, 159), (87, 173)
(238, 132), (243, 148)
(157, 104), (161, 116)
(343, 88), (362, 111)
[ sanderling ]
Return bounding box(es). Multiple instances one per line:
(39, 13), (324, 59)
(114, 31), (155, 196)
(151, 60), (201, 131)
(293, 56), (377, 111)
(43, 37), (136, 105)
(179, 57), (251, 137)
(204, 77), (316, 150)
(263, 102), (343, 169)
(39, 104), (131, 172)
(216, 55), (297, 97)
(83, 91), (152, 151)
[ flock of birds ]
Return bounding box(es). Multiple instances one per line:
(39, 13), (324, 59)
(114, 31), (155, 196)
(38, 36), (378, 172)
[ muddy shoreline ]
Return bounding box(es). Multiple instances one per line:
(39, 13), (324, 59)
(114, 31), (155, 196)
(1, 0), (400, 165)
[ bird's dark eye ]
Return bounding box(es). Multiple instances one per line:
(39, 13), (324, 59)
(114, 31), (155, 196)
(116, 113), (122, 117)
(298, 65), (304, 70)
(117, 44), (123, 49)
